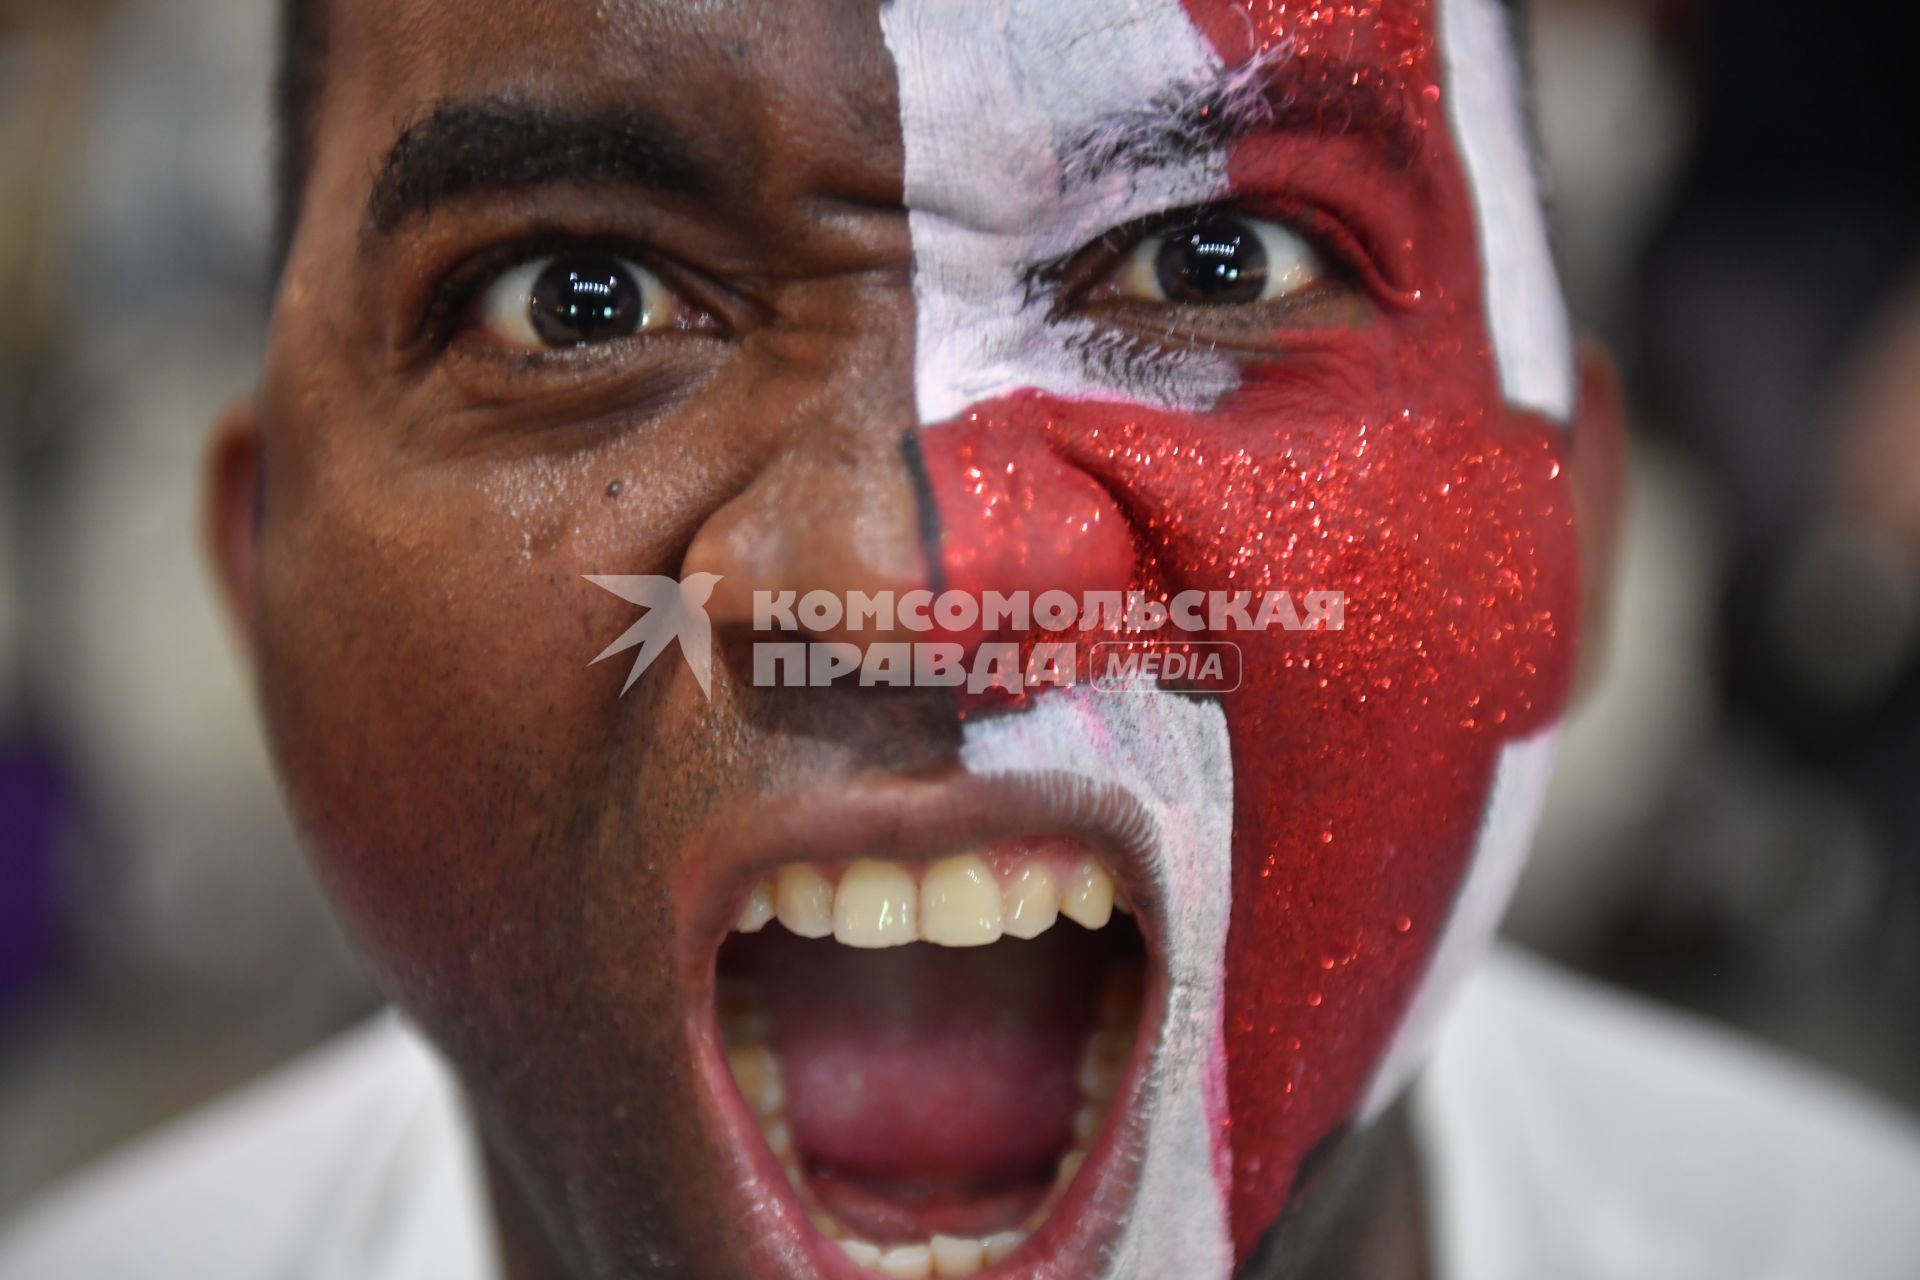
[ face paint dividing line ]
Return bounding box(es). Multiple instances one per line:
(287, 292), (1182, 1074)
(898, 427), (948, 597)
(959, 687), (1236, 1280)
(882, 3), (1246, 1271)
(880, 0), (1240, 426)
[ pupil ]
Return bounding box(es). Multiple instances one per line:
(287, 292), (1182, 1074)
(1154, 217), (1269, 304)
(529, 255), (643, 346)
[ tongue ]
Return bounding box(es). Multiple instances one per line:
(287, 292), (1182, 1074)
(723, 928), (1109, 1181)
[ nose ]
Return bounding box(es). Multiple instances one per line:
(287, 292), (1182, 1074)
(916, 393), (1139, 653)
(686, 387), (1138, 673)
(686, 427), (933, 649)
(682, 267), (934, 652)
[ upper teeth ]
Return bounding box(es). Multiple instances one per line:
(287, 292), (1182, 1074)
(734, 854), (1122, 947)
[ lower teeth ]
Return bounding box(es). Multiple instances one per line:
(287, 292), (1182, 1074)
(718, 969), (1142, 1276)
(838, 1232), (1025, 1277)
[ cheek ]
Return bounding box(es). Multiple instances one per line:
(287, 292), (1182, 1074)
(921, 382), (1578, 1258)
(257, 509), (576, 977)
(1152, 399), (1576, 1253)
(253, 461), (699, 1032)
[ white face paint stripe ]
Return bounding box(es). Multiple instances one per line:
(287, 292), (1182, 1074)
(1441, 0), (1576, 423)
(1358, 0), (1577, 1110)
(881, 2), (1241, 1272)
(959, 688), (1235, 1280)
(1359, 727), (1560, 1119)
(880, 0), (1239, 425)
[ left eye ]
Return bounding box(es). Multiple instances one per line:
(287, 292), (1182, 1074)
(472, 251), (695, 350)
(1106, 213), (1324, 306)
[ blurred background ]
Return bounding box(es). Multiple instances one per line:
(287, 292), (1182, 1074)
(1, 0), (1916, 1216)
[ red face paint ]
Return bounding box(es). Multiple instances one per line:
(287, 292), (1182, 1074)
(919, 0), (1579, 1259)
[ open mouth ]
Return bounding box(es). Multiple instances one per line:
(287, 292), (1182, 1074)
(707, 839), (1154, 1278)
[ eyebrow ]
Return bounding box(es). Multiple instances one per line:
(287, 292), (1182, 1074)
(1058, 53), (1422, 193)
(363, 98), (718, 240)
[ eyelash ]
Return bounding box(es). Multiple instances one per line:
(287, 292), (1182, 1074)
(1029, 200), (1383, 329)
(414, 198), (1387, 364)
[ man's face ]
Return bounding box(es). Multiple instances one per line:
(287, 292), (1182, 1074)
(227, 0), (1595, 1274)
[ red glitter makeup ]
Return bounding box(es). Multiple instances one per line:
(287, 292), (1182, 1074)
(918, 0), (1581, 1261)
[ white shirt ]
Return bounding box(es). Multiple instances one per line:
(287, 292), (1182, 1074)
(1414, 949), (1920, 1280)
(3, 946), (1916, 1279)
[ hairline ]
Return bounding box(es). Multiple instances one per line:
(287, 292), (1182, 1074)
(268, 0), (1530, 288)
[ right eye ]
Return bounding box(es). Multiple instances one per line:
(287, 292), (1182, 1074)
(1103, 212), (1325, 308)
(472, 251), (702, 351)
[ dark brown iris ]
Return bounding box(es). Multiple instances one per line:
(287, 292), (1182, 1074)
(528, 253), (643, 346)
(1153, 215), (1270, 305)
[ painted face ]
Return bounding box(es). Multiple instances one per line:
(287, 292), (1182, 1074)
(227, 0), (1586, 1276)
(890, 0), (1576, 1266)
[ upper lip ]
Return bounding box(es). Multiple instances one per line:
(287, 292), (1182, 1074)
(677, 766), (1171, 1279)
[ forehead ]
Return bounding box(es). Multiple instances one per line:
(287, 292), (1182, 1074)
(340, 0), (892, 92)
(328, 0), (907, 192)
(329, 0), (1446, 79)
(320, 0), (1447, 166)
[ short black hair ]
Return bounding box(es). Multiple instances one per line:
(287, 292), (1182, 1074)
(272, 0), (325, 282)
(268, 0), (1527, 284)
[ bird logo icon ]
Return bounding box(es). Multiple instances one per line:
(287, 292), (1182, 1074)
(583, 573), (723, 698)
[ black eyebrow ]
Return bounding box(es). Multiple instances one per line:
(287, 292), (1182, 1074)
(363, 98), (718, 240)
(1059, 54), (1422, 193)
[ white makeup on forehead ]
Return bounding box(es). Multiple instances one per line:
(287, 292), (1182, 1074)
(878, 0), (1240, 424)
(1441, 0), (1575, 422)
(959, 688), (1235, 1280)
